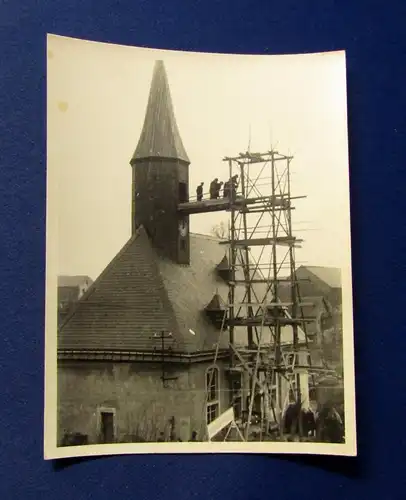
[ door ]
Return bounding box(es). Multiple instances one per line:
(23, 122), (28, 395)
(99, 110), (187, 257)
(100, 411), (114, 443)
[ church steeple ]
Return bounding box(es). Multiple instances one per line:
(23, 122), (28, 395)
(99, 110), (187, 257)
(130, 60), (191, 265)
(131, 60), (189, 164)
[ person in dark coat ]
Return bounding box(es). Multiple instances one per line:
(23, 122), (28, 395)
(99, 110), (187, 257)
(196, 182), (204, 201)
(283, 402), (316, 437)
(210, 178), (219, 199)
(231, 174), (239, 199)
(223, 181), (230, 198)
(303, 408), (316, 437)
(283, 402), (301, 435)
(317, 405), (344, 443)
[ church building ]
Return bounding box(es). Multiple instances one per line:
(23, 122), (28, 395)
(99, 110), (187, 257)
(57, 60), (310, 445)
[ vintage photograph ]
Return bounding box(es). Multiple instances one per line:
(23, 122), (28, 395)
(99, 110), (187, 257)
(45, 34), (356, 458)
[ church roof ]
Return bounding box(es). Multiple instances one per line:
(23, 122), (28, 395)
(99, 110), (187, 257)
(131, 60), (190, 164)
(58, 227), (182, 352)
(58, 229), (306, 356)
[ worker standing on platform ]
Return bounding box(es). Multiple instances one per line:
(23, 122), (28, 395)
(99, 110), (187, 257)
(196, 182), (204, 201)
(230, 174), (239, 200)
(210, 178), (219, 199)
(223, 180), (230, 198)
(232, 174), (239, 192)
(214, 180), (223, 199)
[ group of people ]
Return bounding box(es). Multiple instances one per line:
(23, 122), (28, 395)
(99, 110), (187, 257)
(282, 401), (345, 443)
(195, 175), (239, 202)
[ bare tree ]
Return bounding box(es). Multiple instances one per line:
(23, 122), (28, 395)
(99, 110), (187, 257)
(211, 221), (228, 239)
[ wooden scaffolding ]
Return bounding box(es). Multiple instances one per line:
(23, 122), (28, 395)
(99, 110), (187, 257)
(180, 149), (334, 441)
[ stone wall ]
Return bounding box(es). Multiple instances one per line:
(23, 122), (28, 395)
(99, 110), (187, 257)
(57, 359), (230, 445)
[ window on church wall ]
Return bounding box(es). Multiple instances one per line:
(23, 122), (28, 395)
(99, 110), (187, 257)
(207, 367), (219, 402)
(206, 366), (220, 424)
(228, 372), (242, 418)
(206, 404), (218, 425)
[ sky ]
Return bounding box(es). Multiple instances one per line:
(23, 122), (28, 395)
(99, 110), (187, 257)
(47, 35), (351, 282)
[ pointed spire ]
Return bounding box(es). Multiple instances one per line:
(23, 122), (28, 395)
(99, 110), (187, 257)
(131, 60), (190, 164)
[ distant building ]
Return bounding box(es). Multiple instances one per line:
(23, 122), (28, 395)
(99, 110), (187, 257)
(276, 263), (344, 388)
(295, 266), (342, 356)
(294, 265), (342, 309)
(278, 265), (342, 337)
(58, 275), (93, 326)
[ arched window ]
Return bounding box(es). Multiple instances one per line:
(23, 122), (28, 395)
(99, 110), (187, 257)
(206, 365), (220, 424)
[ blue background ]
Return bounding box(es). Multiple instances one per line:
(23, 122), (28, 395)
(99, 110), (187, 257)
(1, 1), (405, 498)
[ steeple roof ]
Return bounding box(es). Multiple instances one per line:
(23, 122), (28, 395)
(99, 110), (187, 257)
(131, 60), (190, 164)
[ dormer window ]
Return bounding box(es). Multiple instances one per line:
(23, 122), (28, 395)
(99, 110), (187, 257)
(204, 293), (227, 329)
(216, 255), (231, 282)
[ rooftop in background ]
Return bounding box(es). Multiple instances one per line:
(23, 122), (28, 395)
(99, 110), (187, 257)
(299, 265), (341, 289)
(58, 275), (93, 288)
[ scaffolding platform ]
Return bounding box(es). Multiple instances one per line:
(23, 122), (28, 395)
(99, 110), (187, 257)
(227, 317), (315, 327)
(219, 236), (303, 248)
(178, 198), (233, 215)
(178, 194), (300, 215)
(230, 278), (311, 285)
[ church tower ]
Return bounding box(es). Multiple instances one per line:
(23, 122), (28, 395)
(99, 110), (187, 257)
(130, 60), (190, 265)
